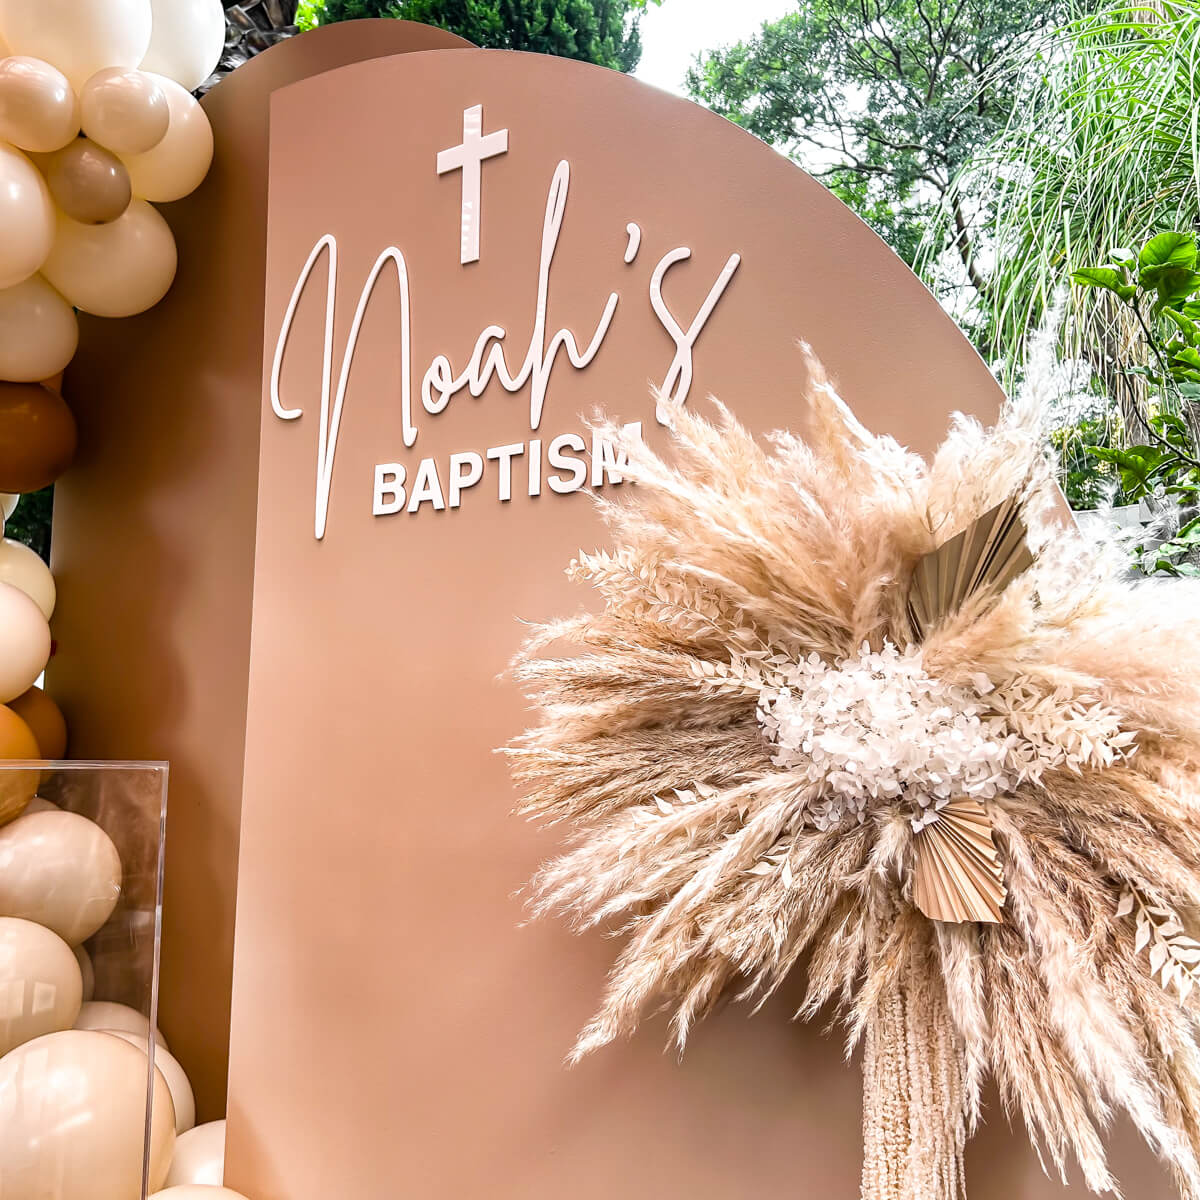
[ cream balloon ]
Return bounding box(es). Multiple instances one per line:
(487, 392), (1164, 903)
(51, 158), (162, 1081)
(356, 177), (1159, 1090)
(73, 940), (95, 1001)
(0, 143), (54, 290)
(0, 1029), (175, 1197)
(0, 56), (80, 153)
(0, 0), (154, 89)
(0, 537), (55, 618)
(0, 580), (51, 703)
(0, 810), (122, 945)
(106, 1031), (196, 1133)
(0, 274), (79, 382)
(0, 493), (17, 520)
(164, 1119), (226, 1187)
(0, 916), (83, 1055)
(139, 0), (226, 92)
(152, 1190), (251, 1199)
(122, 73), (212, 202)
(75, 999), (168, 1048)
(41, 199), (177, 318)
(81, 67), (169, 155)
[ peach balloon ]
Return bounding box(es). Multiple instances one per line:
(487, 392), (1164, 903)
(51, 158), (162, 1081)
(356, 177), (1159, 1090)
(0, 703), (39, 824)
(80, 67), (169, 155)
(0, 142), (54, 289)
(0, 581), (51, 704)
(152, 1191), (251, 1200)
(164, 1120), (225, 1187)
(74, 941), (95, 1001)
(139, 0), (226, 92)
(0, 56), (80, 153)
(0, 1029), (175, 1197)
(41, 199), (177, 317)
(36, 137), (132, 224)
(0, 381), (77, 492)
(107, 1031), (196, 1133)
(0, 536), (55, 618)
(0, 916), (83, 1055)
(75, 999), (168, 1048)
(122, 74), (213, 202)
(0, 810), (122, 945)
(9, 684), (68, 759)
(0, 273), (79, 382)
(0, 0), (154, 89)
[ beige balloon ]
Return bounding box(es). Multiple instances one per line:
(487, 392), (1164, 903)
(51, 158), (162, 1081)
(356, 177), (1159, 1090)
(0, 143), (55, 290)
(0, 493), (17, 520)
(0, 1029), (175, 1197)
(107, 1031), (196, 1133)
(164, 1119), (226, 1187)
(0, 916), (83, 1055)
(0, 537), (56, 618)
(0, 810), (122, 945)
(122, 73), (213, 203)
(73, 940), (95, 1001)
(152, 1190), (251, 1200)
(0, 0), (154, 89)
(0, 57), (80, 153)
(0, 273), (78, 383)
(80, 67), (169, 155)
(36, 137), (132, 225)
(41, 198), (177, 318)
(75, 999), (168, 1048)
(0, 580), (51, 703)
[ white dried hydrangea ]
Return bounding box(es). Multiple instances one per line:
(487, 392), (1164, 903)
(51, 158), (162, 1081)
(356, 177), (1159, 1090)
(756, 641), (1132, 832)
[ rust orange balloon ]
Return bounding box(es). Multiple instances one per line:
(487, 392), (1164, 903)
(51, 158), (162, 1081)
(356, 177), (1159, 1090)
(0, 704), (38, 825)
(0, 381), (77, 493)
(9, 686), (67, 760)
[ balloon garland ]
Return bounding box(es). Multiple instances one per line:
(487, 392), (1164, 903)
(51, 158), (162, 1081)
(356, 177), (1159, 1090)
(0, 1), (247, 1195)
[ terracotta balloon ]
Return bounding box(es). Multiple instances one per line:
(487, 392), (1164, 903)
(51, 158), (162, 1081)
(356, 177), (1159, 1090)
(0, 810), (122, 945)
(152, 1190), (251, 1200)
(122, 74), (213, 203)
(0, 917), (83, 1055)
(80, 67), (168, 155)
(0, 537), (55, 618)
(0, 581), (51, 704)
(0, 381), (77, 492)
(9, 685), (68, 759)
(0, 56), (80, 153)
(0, 0), (155, 89)
(164, 1119), (225, 1187)
(139, 0), (226, 93)
(107, 1031), (196, 1133)
(74, 999), (168, 1048)
(0, 1029), (175, 1197)
(41, 199), (177, 317)
(36, 137), (132, 225)
(0, 274), (79, 383)
(0, 703), (39, 824)
(73, 941), (95, 1001)
(0, 143), (55, 289)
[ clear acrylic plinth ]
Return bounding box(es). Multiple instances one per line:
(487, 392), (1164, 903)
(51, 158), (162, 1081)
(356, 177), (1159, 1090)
(0, 760), (169, 1199)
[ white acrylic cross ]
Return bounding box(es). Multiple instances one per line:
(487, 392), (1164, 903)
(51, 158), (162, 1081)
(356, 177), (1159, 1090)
(436, 104), (509, 265)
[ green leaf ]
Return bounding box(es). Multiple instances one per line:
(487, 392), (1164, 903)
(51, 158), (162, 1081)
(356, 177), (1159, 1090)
(1072, 266), (1135, 299)
(1140, 232), (1198, 274)
(1163, 307), (1200, 342)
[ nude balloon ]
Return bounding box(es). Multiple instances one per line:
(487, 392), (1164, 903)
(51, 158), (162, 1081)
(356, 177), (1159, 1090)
(0, 57), (80, 153)
(153, 1190), (251, 1199)
(0, 143), (54, 289)
(122, 74), (212, 203)
(41, 198), (177, 318)
(107, 1031), (195, 1133)
(74, 941), (95, 1001)
(0, 917), (83, 1055)
(140, 0), (226, 93)
(0, 537), (55, 619)
(0, 1029), (176, 1197)
(0, 274), (79, 383)
(75, 999), (168, 1048)
(164, 1119), (226, 1187)
(9, 684), (68, 759)
(36, 137), (132, 224)
(0, 810), (122, 945)
(0, 581), (51, 704)
(0, 381), (77, 492)
(81, 67), (169, 155)
(0, 0), (154, 89)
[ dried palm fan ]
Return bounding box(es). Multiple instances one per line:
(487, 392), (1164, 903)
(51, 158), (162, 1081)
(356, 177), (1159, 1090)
(506, 350), (1200, 1199)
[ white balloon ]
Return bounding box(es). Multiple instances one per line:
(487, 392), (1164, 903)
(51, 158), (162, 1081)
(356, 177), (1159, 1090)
(122, 73), (212, 202)
(75, 1000), (168, 1048)
(0, 0), (154, 89)
(0, 143), (54, 290)
(140, 0), (226, 92)
(0, 580), (51, 703)
(0, 916), (83, 1055)
(0, 537), (55, 619)
(164, 1119), (225, 1187)
(106, 1031), (195, 1133)
(152, 1190), (250, 1199)
(0, 274), (79, 383)
(73, 940), (95, 1001)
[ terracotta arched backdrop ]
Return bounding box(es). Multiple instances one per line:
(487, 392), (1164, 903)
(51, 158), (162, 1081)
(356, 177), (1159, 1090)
(48, 24), (1173, 1200)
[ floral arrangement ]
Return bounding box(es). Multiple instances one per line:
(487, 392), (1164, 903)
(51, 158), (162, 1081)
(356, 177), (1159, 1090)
(506, 350), (1200, 1199)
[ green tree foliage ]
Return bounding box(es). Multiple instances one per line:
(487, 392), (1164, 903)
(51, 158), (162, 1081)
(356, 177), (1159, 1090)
(686, 0), (1077, 323)
(308, 0), (647, 71)
(4, 489), (52, 564)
